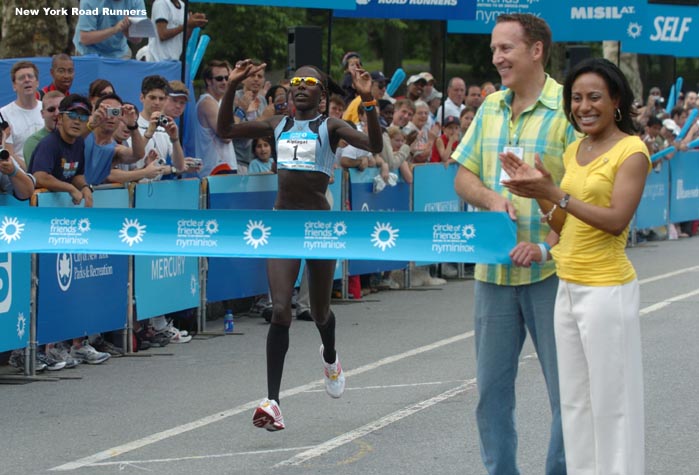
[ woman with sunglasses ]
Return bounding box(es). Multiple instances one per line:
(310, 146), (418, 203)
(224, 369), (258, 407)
(218, 59), (383, 431)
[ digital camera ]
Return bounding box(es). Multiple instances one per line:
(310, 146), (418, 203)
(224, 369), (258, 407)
(106, 107), (122, 117)
(0, 148), (9, 161)
(157, 115), (169, 127)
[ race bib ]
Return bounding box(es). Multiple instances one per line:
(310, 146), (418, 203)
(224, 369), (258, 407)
(277, 130), (318, 171)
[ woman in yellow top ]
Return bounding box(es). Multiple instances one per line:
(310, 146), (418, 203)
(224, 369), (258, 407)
(500, 57), (650, 475)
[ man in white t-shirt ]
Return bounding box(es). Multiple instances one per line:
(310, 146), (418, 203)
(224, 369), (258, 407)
(136, 75), (185, 173)
(148, 0), (207, 62)
(1, 61), (44, 169)
(435, 77), (466, 125)
(195, 60), (237, 177)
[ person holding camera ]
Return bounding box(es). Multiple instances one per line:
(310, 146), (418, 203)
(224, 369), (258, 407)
(195, 60), (237, 177)
(0, 142), (34, 200)
(136, 75), (185, 176)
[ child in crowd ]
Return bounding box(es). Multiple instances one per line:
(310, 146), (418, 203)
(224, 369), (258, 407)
(431, 115), (461, 165)
(248, 136), (275, 173)
(460, 106), (476, 136)
(386, 126), (413, 183)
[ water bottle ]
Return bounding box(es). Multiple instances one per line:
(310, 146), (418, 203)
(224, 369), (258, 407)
(224, 309), (234, 334)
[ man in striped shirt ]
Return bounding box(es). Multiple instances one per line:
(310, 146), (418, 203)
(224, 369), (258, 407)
(452, 13), (576, 475)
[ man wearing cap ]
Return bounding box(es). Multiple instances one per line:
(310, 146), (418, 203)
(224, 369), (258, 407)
(343, 71), (387, 125)
(401, 75), (426, 102)
(435, 77), (466, 125)
(420, 72), (442, 116)
(196, 60), (237, 177)
(29, 94), (94, 207)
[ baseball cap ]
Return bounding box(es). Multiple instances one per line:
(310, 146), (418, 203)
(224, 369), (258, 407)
(662, 118), (681, 136)
(59, 94), (92, 115)
(407, 74), (427, 86)
(419, 72), (434, 83)
(168, 80), (189, 99)
(443, 115), (460, 128)
(370, 71), (386, 83)
(211, 162), (236, 175)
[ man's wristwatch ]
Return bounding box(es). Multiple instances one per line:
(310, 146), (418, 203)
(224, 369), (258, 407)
(559, 193), (571, 209)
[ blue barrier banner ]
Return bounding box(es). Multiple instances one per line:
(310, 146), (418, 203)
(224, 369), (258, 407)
(413, 164), (461, 212)
(207, 174), (277, 301)
(190, 0), (355, 8)
(0, 57), (180, 114)
(34, 189), (128, 344)
(336, 0), (476, 20)
(636, 163), (669, 230)
(449, 0), (645, 42)
(134, 180), (200, 320)
(0, 195), (30, 353)
(1, 207), (516, 264)
(670, 151), (699, 223)
(621, 4), (698, 57)
(348, 168), (408, 275)
(413, 163), (462, 266)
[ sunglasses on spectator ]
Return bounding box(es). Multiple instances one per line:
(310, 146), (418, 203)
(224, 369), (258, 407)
(62, 111), (89, 122)
(290, 76), (321, 87)
(213, 75), (228, 82)
(45, 106), (57, 113)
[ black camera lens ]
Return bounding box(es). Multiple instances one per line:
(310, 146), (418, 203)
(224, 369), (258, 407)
(0, 149), (10, 160)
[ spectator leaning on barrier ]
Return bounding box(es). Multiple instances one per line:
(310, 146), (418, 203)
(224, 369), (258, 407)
(1, 61), (44, 170)
(137, 75), (185, 174)
(83, 93), (149, 185)
(40, 54), (74, 99)
(435, 77), (466, 125)
(195, 60), (237, 177)
(29, 94), (94, 207)
(24, 91), (64, 170)
(73, 0), (147, 59)
(148, 0), (207, 62)
(452, 13), (576, 475)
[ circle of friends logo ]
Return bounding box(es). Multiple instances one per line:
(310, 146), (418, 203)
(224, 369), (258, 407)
(49, 216), (91, 246)
(176, 218), (219, 249)
(244, 220), (271, 249)
(0, 216), (25, 244)
(432, 223), (476, 255)
(16, 312), (26, 340)
(304, 220), (348, 251)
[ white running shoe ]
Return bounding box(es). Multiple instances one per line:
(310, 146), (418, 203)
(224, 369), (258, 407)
(70, 340), (110, 365)
(320, 345), (346, 398)
(155, 322), (192, 344)
(252, 398), (285, 431)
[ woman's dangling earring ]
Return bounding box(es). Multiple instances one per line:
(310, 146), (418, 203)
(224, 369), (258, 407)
(614, 108), (622, 122)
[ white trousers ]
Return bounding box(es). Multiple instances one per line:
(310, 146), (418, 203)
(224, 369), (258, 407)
(555, 279), (645, 475)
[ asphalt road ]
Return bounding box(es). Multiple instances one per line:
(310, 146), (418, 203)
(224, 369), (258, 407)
(1, 237), (698, 474)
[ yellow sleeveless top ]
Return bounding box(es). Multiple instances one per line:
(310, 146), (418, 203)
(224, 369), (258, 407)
(551, 135), (650, 286)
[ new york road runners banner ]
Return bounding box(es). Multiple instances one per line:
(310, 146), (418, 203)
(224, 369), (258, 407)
(0, 208), (517, 264)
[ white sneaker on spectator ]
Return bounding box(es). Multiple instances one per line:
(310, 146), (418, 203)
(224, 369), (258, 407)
(70, 340), (110, 364)
(46, 345), (81, 368)
(156, 322), (192, 344)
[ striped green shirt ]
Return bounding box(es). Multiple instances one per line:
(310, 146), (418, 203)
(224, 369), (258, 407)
(452, 75), (577, 286)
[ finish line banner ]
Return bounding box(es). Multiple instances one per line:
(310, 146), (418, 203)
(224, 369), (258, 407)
(0, 209), (516, 264)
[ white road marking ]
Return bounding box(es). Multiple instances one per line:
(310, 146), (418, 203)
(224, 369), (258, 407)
(87, 446), (318, 467)
(51, 264), (699, 472)
(304, 380), (467, 393)
(49, 332), (473, 471)
(274, 380), (477, 468)
(638, 265), (699, 285)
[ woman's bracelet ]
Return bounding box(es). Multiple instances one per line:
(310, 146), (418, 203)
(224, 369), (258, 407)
(539, 204), (557, 223)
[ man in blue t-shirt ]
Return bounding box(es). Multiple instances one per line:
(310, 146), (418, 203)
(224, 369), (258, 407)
(30, 94), (94, 207)
(73, 0), (147, 59)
